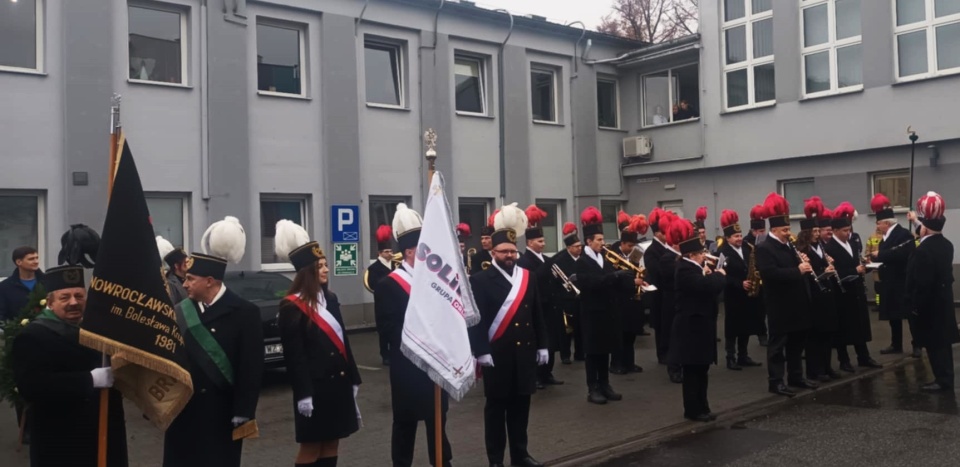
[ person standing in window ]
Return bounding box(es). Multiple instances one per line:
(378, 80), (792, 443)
(275, 220), (362, 467)
(652, 105), (668, 125)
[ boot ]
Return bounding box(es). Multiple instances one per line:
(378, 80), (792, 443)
(726, 356), (742, 371)
(738, 356), (762, 367)
(587, 386), (607, 404)
(599, 384), (623, 401)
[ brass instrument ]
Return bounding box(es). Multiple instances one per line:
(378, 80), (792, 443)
(715, 236), (725, 250)
(391, 252), (403, 267)
(563, 312), (573, 335)
(362, 269), (374, 293)
(481, 261), (491, 270)
(466, 247), (476, 273)
(603, 246), (645, 297)
(551, 263), (580, 297)
(746, 243), (762, 298)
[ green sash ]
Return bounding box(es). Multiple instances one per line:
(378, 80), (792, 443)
(178, 299), (235, 386)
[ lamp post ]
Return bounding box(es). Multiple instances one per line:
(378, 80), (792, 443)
(908, 126), (918, 205)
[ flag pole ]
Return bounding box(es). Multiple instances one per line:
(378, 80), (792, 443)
(423, 129), (441, 466)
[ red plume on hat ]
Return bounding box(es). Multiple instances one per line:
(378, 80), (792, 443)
(455, 223), (471, 238)
(629, 214), (649, 235)
(763, 193), (790, 218)
(658, 210), (676, 234)
(617, 210), (631, 228)
(749, 204), (766, 221)
(488, 210), (499, 227)
(562, 222), (578, 236)
(525, 204), (548, 228)
(821, 207), (833, 220)
(695, 206), (707, 223)
(720, 210), (739, 228)
(581, 206), (603, 226)
(666, 217), (694, 246)
(917, 191), (946, 219)
(649, 207), (664, 224)
(834, 202), (855, 220)
(804, 196), (824, 219)
(376, 225), (393, 243)
(871, 193), (892, 213)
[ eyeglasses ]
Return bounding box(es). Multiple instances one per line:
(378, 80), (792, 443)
(493, 250), (519, 256)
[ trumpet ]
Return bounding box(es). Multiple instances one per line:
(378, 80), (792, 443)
(481, 261), (492, 270)
(603, 246), (645, 297)
(551, 263), (580, 296)
(466, 247), (477, 272)
(391, 252), (403, 267)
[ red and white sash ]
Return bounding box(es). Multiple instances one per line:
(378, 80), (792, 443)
(488, 267), (531, 343)
(286, 293), (347, 360)
(388, 266), (413, 295)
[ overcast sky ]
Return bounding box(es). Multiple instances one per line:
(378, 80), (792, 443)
(471, 0), (614, 30)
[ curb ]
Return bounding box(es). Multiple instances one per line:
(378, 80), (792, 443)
(548, 354), (916, 467)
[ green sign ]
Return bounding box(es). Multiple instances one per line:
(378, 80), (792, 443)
(333, 243), (358, 276)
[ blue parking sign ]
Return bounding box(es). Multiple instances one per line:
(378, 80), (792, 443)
(331, 205), (360, 242)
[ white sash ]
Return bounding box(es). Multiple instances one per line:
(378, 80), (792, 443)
(296, 292), (344, 345)
(488, 266), (529, 342)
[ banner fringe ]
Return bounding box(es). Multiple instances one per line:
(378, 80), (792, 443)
(400, 344), (475, 402)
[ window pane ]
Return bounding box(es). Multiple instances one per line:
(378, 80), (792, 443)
(531, 70), (555, 121)
(601, 202), (621, 240)
(643, 72), (671, 126)
(146, 198), (184, 248)
(257, 24), (302, 95)
(725, 0), (745, 22)
(875, 174), (911, 208)
(458, 202), (487, 255)
(365, 44), (402, 106)
(753, 18), (774, 58)
(837, 44), (863, 87)
(754, 63), (776, 103)
(804, 52), (830, 94)
(936, 0), (960, 17)
(836, 0), (862, 40)
(369, 198), (406, 258)
(537, 202), (560, 253)
(725, 26), (747, 64)
(454, 57), (484, 113)
(674, 64), (700, 120)
(803, 5), (828, 47)
(752, 0), (772, 14)
(898, 31), (929, 77)
(937, 23), (960, 70)
(129, 6), (182, 84)
(0, 0), (37, 69)
(726, 69), (749, 107)
(0, 196), (39, 274)
(782, 181), (815, 214)
(659, 201), (685, 220)
(896, 0), (926, 26)
(597, 80), (618, 128)
(261, 200), (304, 264)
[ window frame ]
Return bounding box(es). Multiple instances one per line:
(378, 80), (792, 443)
(453, 53), (488, 116)
(0, 190), (46, 278)
(127, 2), (189, 86)
(364, 38), (406, 109)
(260, 195), (309, 271)
(639, 62), (701, 128)
(893, 0), (960, 82)
(145, 192), (191, 250)
(255, 18), (308, 99)
(658, 200), (685, 220)
(535, 199), (565, 254)
(722, 0), (776, 111)
(0, 0), (44, 74)
(800, 0), (864, 98)
(871, 170), (912, 210)
(597, 77), (621, 129)
(530, 66), (559, 124)
(457, 198), (491, 255)
(778, 178), (815, 219)
(368, 195), (411, 259)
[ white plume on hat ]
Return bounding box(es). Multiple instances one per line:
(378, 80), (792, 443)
(391, 203), (423, 240)
(201, 216), (246, 264)
(156, 236), (174, 261)
(274, 219), (310, 262)
(494, 202), (529, 236)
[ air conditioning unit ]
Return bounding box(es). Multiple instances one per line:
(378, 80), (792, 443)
(623, 135), (653, 160)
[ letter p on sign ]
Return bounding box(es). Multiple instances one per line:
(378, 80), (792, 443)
(331, 205), (360, 242)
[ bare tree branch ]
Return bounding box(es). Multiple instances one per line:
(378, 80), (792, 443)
(597, 0), (699, 43)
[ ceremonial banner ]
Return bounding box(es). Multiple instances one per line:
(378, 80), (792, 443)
(80, 135), (193, 430)
(401, 172), (480, 401)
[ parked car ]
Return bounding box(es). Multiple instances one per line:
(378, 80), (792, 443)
(222, 270), (292, 370)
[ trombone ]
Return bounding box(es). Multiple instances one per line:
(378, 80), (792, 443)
(551, 263), (580, 296)
(602, 246), (645, 297)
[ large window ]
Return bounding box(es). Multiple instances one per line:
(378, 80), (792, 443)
(801, 0), (862, 97)
(642, 64), (700, 127)
(257, 21), (305, 96)
(365, 39), (405, 107)
(458, 199), (490, 254)
(0, 193), (43, 274)
(601, 201), (623, 239)
(895, 0), (960, 80)
(530, 67), (557, 123)
(146, 194), (189, 249)
(0, 0), (42, 72)
(260, 196), (308, 267)
(536, 200), (563, 253)
(368, 196), (410, 258)
(128, 4), (187, 85)
(779, 179), (815, 217)
(454, 55), (486, 114)
(597, 78), (620, 128)
(723, 0), (775, 110)
(873, 171), (911, 209)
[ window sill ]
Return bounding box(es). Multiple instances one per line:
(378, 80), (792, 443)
(532, 120), (564, 127)
(366, 103), (411, 112)
(0, 66), (46, 77)
(800, 86), (864, 102)
(128, 79), (192, 90)
(261, 263), (295, 273)
(257, 90), (311, 101)
(455, 111), (494, 119)
(893, 69), (960, 86)
(720, 101), (776, 115)
(599, 126), (629, 133)
(639, 118), (700, 130)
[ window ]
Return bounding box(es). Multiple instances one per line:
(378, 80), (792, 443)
(146, 194), (189, 249)
(128, 4), (187, 85)
(779, 179), (815, 217)
(365, 40), (404, 107)
(658, 200), (685, 220)
(801, 0), (862, 97)
(260, 196), (308, 267)
(0, 0), (42, 72)
(600, 201), (623, 239)
(0, 192), (43, 274)
(873, 171), (911, 209)
(369, 196), (410, 258)
(596, 79), (619, 128)
(723, 0), (775, 109)
(895, 0), (960, 80)
(535, 200), (563, 253)
(531, 67), (557, 122)
(257, 21), (305, 96)
(641, 64), (700, 127)
(454, 55), (486, 114)
(458, 199), (490, 254)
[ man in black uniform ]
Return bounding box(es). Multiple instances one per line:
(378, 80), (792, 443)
(906, 191), (960, 392)
(658, 211), (684, 384)
(367, 224), (395, 366)
(717, 210), (763, 370)
(695, 206), (715, 254)
(868, 194), (919, 357)
(471, 220), (495, 275)
(610, 215), (646, 375)
(457, 223), (472, 271)
(376, 204), (453, 467)
(471, 204), (548, 467)
(743, 204), (769, 346)
(164, 217), (264, 467)
(12, 265), (128, 467)
(644, 208), (668, 365)
(555, 223), (584, 363)
(517, 204), (563, 388)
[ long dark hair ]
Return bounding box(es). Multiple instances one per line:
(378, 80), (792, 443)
(286, 260), (325, 310)
(795, 230), (814, 252)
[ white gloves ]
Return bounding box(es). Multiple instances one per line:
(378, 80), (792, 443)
(477, 354), (495, 367)
(353, 385), (362, 427)
(90, 367), (114, 389)
(297, 397), (314, 418)
(231, 416), (250, 427)
(537, 349), (549, 366)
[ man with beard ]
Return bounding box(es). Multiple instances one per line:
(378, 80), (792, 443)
(555, 223), (584, 364)
(717, 210), (763, 370)
(517, 204), (563, 388)
(868, 194), (919, 358)
(643, 208), (669, 365)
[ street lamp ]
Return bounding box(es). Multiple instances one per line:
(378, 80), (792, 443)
(908, 126), (918, 205)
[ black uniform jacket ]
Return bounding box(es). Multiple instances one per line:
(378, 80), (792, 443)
(668, 259), (726, 366)
(659, 248), (681, 345)
(550, 250), (580, 317)
(611, 241), (644, 333)
(367, 259), (393, 294)
(163, 289), (264, 467)
(469, 266), (548, 399)
(875, 224), (916, 321)
(13, 317), (128, 467)
(805, 243), (839, 333)
(719, 243), (764, 337)
(642, 240), (667, 330)
(471, 249), (493, 275)
(518, 249), (564, 351)
(824, 238), (872, 345)
(755, 236), (812, 335)
(575, 251), (635, 355)
(905, 234), (960, 348)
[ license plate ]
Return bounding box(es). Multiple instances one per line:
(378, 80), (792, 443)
(265, 344), (284, 356)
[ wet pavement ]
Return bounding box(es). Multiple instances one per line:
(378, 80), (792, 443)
(595, 346), (960, 467)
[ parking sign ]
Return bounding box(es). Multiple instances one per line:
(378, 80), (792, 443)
(331, 205), (360, 242)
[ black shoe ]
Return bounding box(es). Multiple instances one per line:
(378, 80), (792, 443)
(858, 358), (882, 369)
(669, 371), (683, 384)
(839, 362), (856, 373)
(921, 382), (953, 393)
(880, 346), (903, 355)
(561, 358), (572, 365)
(705, 412), (718, 421)
(826, 368), (843, 380)
(490, 463), (505, 467)
(629, 364), (644, 373)
(587, 388), (608, 404)
(511, 456), (544, 467)
(684, 413), (714, 422)
(536, 381), (546, 390)
(609, 366), (629, 375)
(600, 384), (623, 401)
(769, 383), (797, 397)
(738, 356), (763, 367)
(543, 375), (565, 385)
(382, 357), (391, 366)
(726, 357), (743, 371)
(816, 374), (833, 383)
(912, 348), (923, 359)
(759, 335), (769, 346)
(788, 379), (820, 390)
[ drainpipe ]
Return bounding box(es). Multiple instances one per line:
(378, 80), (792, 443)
(200, 0), (210, 201)
(355, 0), (369, 36)
(567, 21), (585, 212)
(495, 9), (514, 207)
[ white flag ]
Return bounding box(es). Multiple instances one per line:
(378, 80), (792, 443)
(400, 171), (481, 401)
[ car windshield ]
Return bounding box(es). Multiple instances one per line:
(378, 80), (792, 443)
(223, 272), (292, 303)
